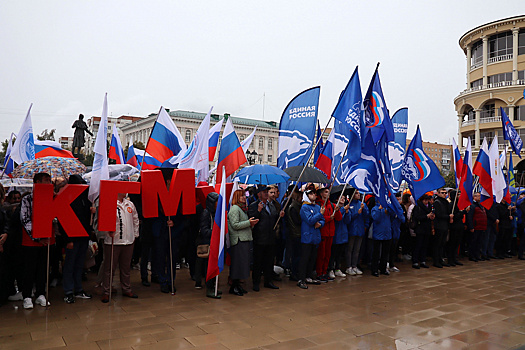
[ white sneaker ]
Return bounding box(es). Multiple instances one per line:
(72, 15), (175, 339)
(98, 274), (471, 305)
(305, 277), (313, 283)
(391, 266), (400, 272)
(328, 270), (336, 279)
(23, 298), (33, 309)
(335, 269), (346, 277)
(355, 267), (363, 275)
(8, 292), (23, 301)
(348, 268), (357, 276)
(345, 267), (352, 275)
(35, 295), (50, 307)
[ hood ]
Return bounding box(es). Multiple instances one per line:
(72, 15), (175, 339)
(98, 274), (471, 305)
(302, 192), (313, 205)
(206, 192), (219, 215)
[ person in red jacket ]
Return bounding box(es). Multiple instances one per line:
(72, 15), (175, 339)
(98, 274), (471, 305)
(315, 187), (342, 282)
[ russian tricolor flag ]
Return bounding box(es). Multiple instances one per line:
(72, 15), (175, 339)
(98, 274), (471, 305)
(473, 138), (493, 209)
(2, 133), (15, 177)
(458, 138), (473, 210)
(143, 107), (186, 170)
(315, 127), (334, 179)
(109, 124), (125, 164)
(34, 140), (75, 159)
(216, 118), (246, 184)
(313, 120), (324, 164)
(452, 138), (462, 188)
(207, 166), (228, 283)
(209, 118), (224, 161)
(126, 137), (141, 170)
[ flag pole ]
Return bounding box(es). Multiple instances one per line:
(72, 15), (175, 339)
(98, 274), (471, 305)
(109, 235), (114, 304)
(45, 241), (50, 310)
(273, 115), (334, 230)
(168, 216), (175, 296)
(214, 276), (219, 297)
(140, 107), (162, 170)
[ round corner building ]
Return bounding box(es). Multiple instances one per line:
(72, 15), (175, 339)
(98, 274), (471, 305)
(455, 15), (525, 171)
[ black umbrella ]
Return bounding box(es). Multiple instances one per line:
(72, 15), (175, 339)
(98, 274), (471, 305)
(284, 166), (330, 184)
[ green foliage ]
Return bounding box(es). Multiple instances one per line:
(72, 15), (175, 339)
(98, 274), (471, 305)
(441, 169), (456, 189)
(36, 129), (56, 141)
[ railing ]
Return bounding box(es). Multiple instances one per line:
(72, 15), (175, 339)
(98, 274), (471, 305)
(480, 116), (501, 124)
(458, 79), (525, 96)
(488, 54), (513, 64)
(462, 120), (476, 127)
(471, 62), (482, 70)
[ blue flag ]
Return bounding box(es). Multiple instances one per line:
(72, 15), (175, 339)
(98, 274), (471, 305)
(333, 119), (352, 184)
(277, 87), (320, 169)
(501, 107), (523, 158)
(363, 66), (395, 144)
(342, 130), (381, 196)
(388, 108), (408, 190)
(313, 120), (324, 164)
(331, 67), (364, 164)
(401, 125), (445, 200)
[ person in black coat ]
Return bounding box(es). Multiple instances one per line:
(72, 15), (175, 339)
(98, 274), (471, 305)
(412, 194), (434, 269)
(446, 190), (466, 266)
(196, 192), (220, 299)
(248, 185), (280, 291)
(496, 199), (514, 258)
(432, 188), (450, 268)
(483, 202), (499, 260)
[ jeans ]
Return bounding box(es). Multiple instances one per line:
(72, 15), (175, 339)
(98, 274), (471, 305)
(346, 236), (363, 268)
(62, 239), (88, 295)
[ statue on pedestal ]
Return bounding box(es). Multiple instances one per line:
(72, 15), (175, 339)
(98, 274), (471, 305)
(72, 114), (93, 158)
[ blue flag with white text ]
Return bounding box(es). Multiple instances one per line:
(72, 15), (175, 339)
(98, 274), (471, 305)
(277, 87), (320, 169)
(331, 67), (363, 164)
(501, 107), (523, 158)
(388, 108), (408, 190)
(401, 125), (445, 200)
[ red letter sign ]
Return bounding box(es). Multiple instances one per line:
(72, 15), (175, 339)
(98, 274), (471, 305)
(98, 180), (141, 231)
(33, 184), (89, 238)
(141, 169), (196, 218)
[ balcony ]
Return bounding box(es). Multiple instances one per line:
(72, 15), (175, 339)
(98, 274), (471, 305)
(457, 79), (525, 97)
(488, 54), (513, 64)
(462, 119), (476, 127)
(461, 116), (501, 127)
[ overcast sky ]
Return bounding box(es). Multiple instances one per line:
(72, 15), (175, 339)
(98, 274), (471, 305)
(0, 1), (522, 145)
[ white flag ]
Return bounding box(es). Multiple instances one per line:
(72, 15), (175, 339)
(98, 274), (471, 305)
(488, 137), (506, 203)
(179, 107), (212, 182)
(88, 94), (110, 203)
(241, 126), (257, 154)
(11, 104), (35, 164)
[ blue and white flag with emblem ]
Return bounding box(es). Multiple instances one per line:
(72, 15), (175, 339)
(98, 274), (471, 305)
(501, 107), (523, 158)
(388, 108), (408, 190)
(277, 87), (319, 169)
(401, 125), (445, 200)
(11, 104), (35, 165)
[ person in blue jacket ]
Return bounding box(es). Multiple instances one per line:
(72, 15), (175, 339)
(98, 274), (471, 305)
(297, 189), (325, 289)
(370, 200), (394, 277)
(328, 196), (351, 278)
(388, 192), (406, 272)
(346, 190), (369, 276)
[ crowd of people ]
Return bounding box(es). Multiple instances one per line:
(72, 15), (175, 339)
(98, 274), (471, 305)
(1, 170), (524, 308)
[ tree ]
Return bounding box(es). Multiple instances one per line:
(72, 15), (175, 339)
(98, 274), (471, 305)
(0, 137), (15, 165)
(124, 141), (145, 159)
(441, 169), (456, 189)
(36, 129), (56, 141)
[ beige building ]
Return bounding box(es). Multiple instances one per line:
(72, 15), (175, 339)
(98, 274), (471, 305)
(119, 110), (280, 167)
(455, 15), (525, 167)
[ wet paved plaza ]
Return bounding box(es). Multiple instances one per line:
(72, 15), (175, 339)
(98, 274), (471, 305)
(1, 257), (525, 350)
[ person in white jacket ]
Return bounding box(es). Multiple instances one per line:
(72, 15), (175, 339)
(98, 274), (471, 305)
(101, 194), (139, 303)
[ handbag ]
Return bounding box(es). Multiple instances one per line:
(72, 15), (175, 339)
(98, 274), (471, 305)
(197, 244), (210, 258)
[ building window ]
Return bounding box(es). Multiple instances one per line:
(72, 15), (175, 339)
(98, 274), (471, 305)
(466, 109), (475, 121)
(259, 137), (264, 149)
(471, 40), (483, 67)
(239, 134), (245, 141)
(516, 106), (525, 121)
(185, 130), (191, 142)
(488, 32), (513, 59)
(470, 78), (483, 89)
(519, 29), (525, 55)
(488, 72), (512, 85)
(480, 104), (495, 119)
(268, 155), (273, 163)
(268, 138), (273, 150)
(519, 70), (525, 80)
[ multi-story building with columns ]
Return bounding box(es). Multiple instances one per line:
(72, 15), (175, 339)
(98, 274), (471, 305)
(119, 109), (280, 167)
(455, 15), (525, 167)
